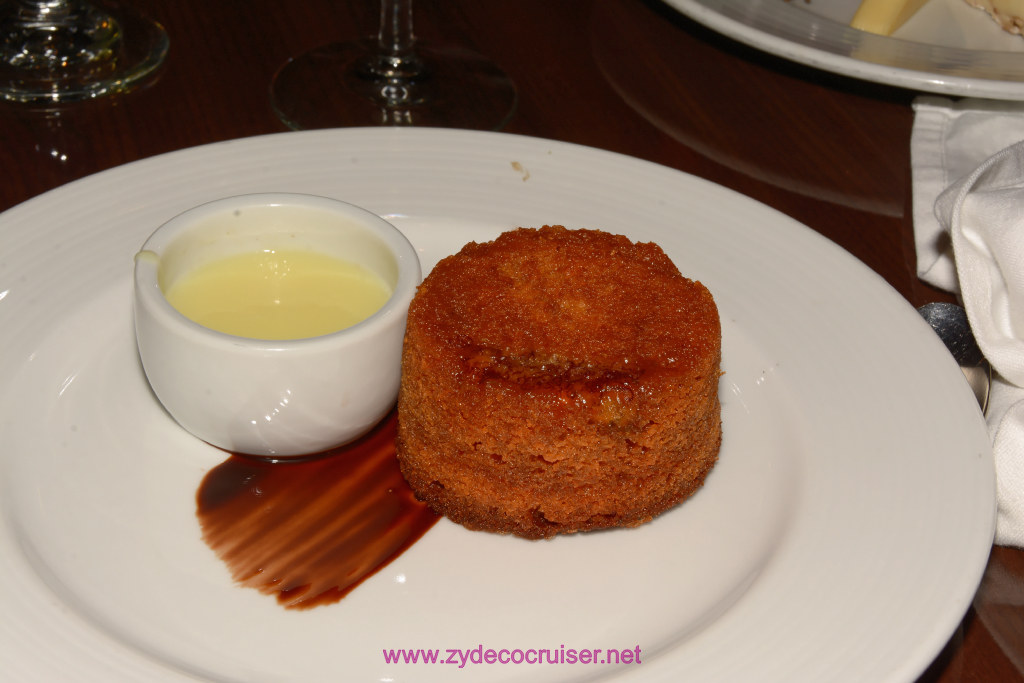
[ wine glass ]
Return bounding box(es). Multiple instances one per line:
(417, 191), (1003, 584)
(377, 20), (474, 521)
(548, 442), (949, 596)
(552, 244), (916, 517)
(270, 0), (517, 130)
(0, 0), (168, 104)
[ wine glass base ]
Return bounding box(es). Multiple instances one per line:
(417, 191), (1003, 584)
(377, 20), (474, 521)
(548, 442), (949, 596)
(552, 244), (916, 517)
(270, 39), (517, 130)
(0, 2), (169, 104)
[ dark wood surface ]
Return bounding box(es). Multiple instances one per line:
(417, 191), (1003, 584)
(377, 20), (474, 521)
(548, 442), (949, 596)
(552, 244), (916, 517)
(1, 0), (1021, 680)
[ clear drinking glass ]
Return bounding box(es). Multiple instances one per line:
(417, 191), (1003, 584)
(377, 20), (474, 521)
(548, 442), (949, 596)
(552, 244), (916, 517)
(270, 0), (516, 130)
(0, 0), (168, 104)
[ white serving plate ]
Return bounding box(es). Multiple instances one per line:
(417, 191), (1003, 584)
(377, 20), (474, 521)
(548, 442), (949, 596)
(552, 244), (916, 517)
(666, 0), (1024, 99)
(0, 127), (994, 682)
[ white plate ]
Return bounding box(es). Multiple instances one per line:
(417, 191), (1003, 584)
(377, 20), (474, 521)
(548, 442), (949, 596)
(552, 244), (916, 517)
(0, 128), (994, 682)
(665, 0), (1024, 100)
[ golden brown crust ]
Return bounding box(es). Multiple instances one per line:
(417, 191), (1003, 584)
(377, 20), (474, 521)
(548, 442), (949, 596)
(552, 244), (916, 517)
(397, 226), (722, 539)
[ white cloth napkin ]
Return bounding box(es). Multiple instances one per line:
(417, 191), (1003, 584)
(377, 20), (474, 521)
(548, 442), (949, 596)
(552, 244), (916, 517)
(913, 96), (1024, 547)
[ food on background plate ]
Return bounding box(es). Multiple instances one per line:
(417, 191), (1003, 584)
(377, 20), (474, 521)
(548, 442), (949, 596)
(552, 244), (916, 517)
(964, 0), (1024, 34)
(396, 226), (722, 540)
(850, 0), (931, 35)
(851, 0), (1024, 36)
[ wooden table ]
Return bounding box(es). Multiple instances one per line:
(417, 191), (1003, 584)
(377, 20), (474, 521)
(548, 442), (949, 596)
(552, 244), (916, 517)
(0, 0), (1020, 680)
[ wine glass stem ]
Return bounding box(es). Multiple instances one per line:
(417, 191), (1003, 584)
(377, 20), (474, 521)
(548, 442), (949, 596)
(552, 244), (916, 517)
(12, 0), (85, 28)
(367, 0), (423, 80)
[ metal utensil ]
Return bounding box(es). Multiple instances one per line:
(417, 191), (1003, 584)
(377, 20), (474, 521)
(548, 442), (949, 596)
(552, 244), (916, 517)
(918, 302), (991, 413)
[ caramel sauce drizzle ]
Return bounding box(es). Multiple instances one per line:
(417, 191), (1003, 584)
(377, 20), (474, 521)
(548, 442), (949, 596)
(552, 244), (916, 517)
(196, 410), (439, 610)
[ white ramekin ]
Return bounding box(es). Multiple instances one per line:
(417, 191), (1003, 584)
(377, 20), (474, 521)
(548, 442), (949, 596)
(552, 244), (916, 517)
(132, 192), (420, 457)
